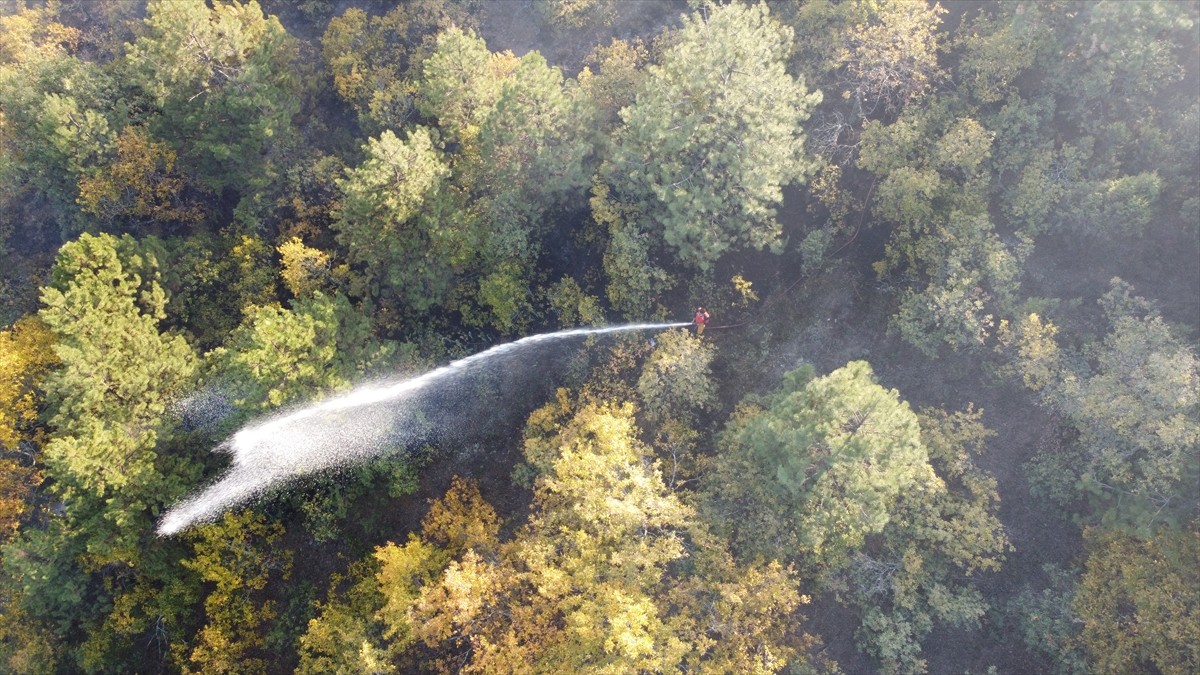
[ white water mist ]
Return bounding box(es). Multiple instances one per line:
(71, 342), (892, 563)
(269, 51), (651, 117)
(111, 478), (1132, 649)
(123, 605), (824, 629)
(158, 322), (689, 536)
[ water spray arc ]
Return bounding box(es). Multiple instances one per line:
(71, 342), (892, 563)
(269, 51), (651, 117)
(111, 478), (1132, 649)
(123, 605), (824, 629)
(157, 322), (689, 536)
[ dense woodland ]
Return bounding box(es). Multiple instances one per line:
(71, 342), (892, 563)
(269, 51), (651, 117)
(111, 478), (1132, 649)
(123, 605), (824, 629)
(0, 0), (1197, 672)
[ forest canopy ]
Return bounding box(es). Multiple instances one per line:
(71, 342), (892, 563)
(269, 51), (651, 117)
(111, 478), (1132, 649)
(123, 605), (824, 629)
(0, 1), (1196, 673)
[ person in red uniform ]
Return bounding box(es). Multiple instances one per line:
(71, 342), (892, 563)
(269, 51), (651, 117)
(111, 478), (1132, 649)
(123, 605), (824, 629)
(693, 306), (711, 335)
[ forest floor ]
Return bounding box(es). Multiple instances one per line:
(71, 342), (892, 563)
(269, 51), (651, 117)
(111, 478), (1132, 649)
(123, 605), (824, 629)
(480, 0), (687, 75)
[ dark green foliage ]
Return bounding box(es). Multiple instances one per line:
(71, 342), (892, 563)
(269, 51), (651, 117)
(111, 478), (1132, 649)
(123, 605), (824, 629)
(1007, 564), (1089, 675)
(834, 407), (1011, 674)
(125, 0), (301, 195)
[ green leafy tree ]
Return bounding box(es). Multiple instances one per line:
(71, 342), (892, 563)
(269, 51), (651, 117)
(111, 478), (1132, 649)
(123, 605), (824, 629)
(0, 5), (119, 233)
(414, 26), (512, 144)
(544, 277), (604, 328)
(834, 407), (1011, 674)
(1007, 564), (1089, 675)
(472, 50), (593, 219)
(320, 2), (477, 132)
(577, 38), (648, 136)
(705, 360), (931, 570)
(636, 328), (716, 426)
(602, 2), (821, 270)
(590, 182), (674, 318)
(1, 234), (200, 672)
(150, 230), (280, 350)
(333, 127), (453, 315)
(38, 232), (197, 563)
(1039, 1), (1194, 138)
(125, 0), (301, 194)
(207, 291), (387, 413)
(413, 28), (594, 332)
(534, 0), (616, 29)
(1008, 279), (1200, 532)
(857, 100), (1029, 355)
(953, 2), (1048, 104)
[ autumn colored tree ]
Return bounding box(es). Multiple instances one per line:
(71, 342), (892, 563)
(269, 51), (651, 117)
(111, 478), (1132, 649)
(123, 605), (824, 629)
(0, 316), (55, 540)
(836, 0), (946, 117)
(1074, 525), (1199, 675)
(0, 315), (56, 453)
(76, 125), (205, 229)
(298, 476), (496, 672)
(181, 510), (293, 673)
(636, 328), (716, 426)
(406, 398), (821, 673)
(278, 237), (335, 298)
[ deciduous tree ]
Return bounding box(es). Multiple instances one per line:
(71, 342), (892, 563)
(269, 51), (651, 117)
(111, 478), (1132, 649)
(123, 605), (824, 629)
(1008, 279), (1200, 531)
(834, 407), (1011, 674)
(1075, 525), (1199, 675)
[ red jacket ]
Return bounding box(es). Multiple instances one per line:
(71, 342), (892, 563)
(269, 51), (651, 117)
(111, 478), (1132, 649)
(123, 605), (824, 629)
(694, 310), (710, 325)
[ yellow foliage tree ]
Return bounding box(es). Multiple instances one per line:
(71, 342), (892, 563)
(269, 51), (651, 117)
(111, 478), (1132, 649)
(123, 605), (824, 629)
(420, 476), (501, 556)
(1075, 526), (1200, 675)
(77, 126), (204, 227)
(0, 316), (56, 451)
(0, 316), (55, 541)
(181, 510), (292, 674)
(278, 237), (333, 298)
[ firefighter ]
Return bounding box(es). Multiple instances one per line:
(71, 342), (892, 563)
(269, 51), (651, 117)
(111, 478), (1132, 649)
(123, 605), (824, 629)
(693, 306), (711, 336)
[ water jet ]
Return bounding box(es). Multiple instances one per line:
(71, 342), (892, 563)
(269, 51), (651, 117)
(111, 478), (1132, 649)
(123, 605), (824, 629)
(158, 322), (688, 536)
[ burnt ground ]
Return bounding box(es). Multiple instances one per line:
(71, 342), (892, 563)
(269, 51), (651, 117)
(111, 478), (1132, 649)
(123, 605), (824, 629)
(479, 0), (687, 75)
